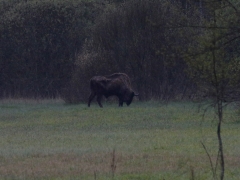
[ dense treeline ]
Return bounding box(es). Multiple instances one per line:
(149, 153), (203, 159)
(0, 0), (103, 98)
(1, 0), (240, 103)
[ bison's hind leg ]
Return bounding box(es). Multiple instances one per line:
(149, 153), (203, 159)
(97, 95), (103, 107)
(88, 92), (96, 107)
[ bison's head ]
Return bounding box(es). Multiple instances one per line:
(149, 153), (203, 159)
(126, 92), (139, 106)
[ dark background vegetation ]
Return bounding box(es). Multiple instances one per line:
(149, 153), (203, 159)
(0, 0), (240, 103)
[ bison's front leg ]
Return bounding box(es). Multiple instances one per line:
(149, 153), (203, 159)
(88, 92), (96, 107)
(97, 95), (103, 107)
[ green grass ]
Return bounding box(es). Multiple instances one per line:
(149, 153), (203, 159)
(0, 99), (239, 179)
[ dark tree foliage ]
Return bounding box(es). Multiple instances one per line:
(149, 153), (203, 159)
(0, 0), (102, 98)
(1, 0), (240, 105)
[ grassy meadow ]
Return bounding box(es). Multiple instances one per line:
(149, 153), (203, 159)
(0, 99), (239, 180)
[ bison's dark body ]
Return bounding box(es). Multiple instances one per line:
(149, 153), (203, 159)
(88, 73), (138, 107)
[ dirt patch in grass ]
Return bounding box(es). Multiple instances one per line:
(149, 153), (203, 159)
(0, 152), (181, 178)
(0, 152), (239, 179)
(0, 153), (108, 178)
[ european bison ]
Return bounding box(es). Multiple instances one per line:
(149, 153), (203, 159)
(88, 73), (138, 107)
